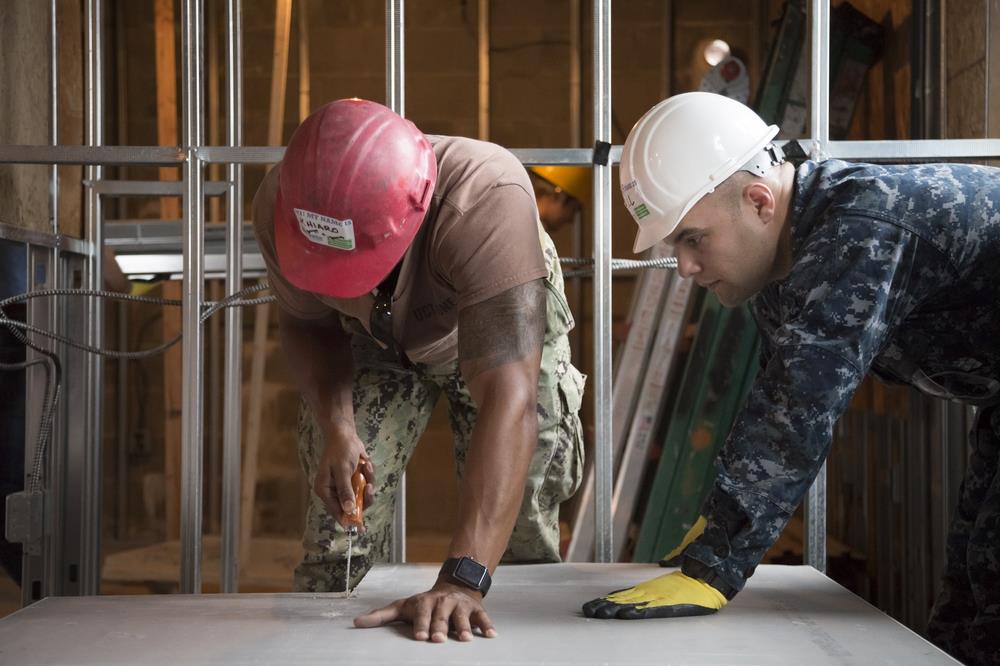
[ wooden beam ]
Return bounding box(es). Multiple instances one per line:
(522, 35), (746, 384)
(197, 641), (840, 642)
(240, 295), (270, 569)
(268, 0), (292, 145)
(154, 0), (180, 219)
(207, 0), (222, 224)
(297, 0), (311, 122)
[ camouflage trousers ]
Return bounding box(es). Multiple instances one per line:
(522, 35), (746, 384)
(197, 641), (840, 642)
(293, 231), (585, 592)
(927, 404), (1000, 665)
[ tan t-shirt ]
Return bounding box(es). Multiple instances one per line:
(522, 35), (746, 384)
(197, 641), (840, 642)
(253, 135), (547, 366)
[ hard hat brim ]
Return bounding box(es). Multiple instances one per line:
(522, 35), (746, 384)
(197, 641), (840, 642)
(632, 220), (668, 254)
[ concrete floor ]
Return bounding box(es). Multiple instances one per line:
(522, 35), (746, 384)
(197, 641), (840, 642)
(0, 563), (958, 665)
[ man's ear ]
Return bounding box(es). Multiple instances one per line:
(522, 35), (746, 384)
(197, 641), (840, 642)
(744, 181), (776, 225)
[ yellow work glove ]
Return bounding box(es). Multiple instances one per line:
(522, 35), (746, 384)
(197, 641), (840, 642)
(582, 571), (727, 620)
(658, 515), (708, 567)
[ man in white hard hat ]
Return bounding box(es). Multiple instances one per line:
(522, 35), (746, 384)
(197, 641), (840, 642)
(582, 91), (1000, 665)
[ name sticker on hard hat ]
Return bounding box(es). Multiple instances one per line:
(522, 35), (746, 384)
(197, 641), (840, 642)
(294, 208), (356, 251)
(621, 180), (650, 220)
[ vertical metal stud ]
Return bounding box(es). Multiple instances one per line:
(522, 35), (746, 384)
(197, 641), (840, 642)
(82, 0), (105, 596)
(809, 0), (830, 154)
(386, 0), (406, 565)
(803, 0), (830, 572)
(22, 243), (46, 606)
(386, 0), (404, 115)
(592, 0), (613, 562)
(180, 0), (206, 594)
(45, 0), (65, 603)
(804, 462), (827, 572)
(221, 0), (244, 595)
(116, 302), (128, 540)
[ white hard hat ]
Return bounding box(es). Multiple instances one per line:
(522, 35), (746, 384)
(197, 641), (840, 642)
(620, 92), (783, 253)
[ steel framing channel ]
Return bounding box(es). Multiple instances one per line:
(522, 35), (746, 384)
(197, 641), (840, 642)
(197, 146), (625, 166)
(803, 0), (830, 573)
(49, 0), (59, 239)
(221, 0), (245, 594)
(386, 0), (407, 565)
(44, 0), (65, 604)
(10, 137), (1000, 168)
(115, 300), (128, 541)
(22, 245), (47, 605)
(0, 145), (183, 165)
(62, 252), (90, 599)
(827, 139), (1000, 160)
(197, 146), (284, 164)
(85, 180), (229, 197)
(0, 223), (91, 256)
(180, 0), (207, 594)
(103, 220), (257, 252)
(592, 0), (613, 561)
(82, 0), (104, 596)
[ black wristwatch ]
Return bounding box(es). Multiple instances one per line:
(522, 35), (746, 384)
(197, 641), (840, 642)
(439, 556), (492, 597)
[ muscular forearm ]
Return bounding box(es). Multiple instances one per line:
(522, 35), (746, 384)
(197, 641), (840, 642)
(448, 374), (538, 571)
(277, 308), (356, 435)
(450, 279), (547, 574)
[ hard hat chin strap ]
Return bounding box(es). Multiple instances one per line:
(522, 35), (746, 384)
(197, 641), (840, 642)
(738, 143), (785, 178)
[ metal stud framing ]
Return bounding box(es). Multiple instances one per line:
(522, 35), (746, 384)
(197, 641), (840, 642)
(386, 0), (407, 566)
(1, 0), (999, 597)
(592, 0), (614, 562)
(803, 0), (831, 573)
(221, 0), (244, 595)
(82, 0), (105, 595)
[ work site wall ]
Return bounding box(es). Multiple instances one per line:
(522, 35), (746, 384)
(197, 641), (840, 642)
(945, 0), (1000, 141)
(0, 2), (83, 237)
(4, 0), (994, 612)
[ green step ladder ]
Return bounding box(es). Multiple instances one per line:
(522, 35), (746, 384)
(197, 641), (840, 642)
(633, 296), (760, 561)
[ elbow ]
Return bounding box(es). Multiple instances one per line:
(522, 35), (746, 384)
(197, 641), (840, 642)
(484, 377), (538, 435)
(509, 382), (539, 444)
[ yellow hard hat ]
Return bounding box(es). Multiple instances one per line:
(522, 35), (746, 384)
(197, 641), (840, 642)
(530, 166), (592, 205)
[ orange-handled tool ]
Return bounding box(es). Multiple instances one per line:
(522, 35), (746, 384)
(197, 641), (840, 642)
(343, 459), (366, 595)
(344, 461), (366, 529)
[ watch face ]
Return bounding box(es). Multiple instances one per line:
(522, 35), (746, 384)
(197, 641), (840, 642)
(454, 557), (487, 587)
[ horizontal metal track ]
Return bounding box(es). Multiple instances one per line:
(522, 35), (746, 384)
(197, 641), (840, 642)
(85, 180), (229, 197)
(0, 145), (184, 165)
(0, 221), (93, 255)
(3, 140), (999, 167)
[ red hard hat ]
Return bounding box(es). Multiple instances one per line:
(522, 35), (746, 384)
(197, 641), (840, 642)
(274, 98), (437, 298)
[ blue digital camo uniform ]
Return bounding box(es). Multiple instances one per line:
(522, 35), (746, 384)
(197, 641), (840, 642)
(680, 160), (1000, 664)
